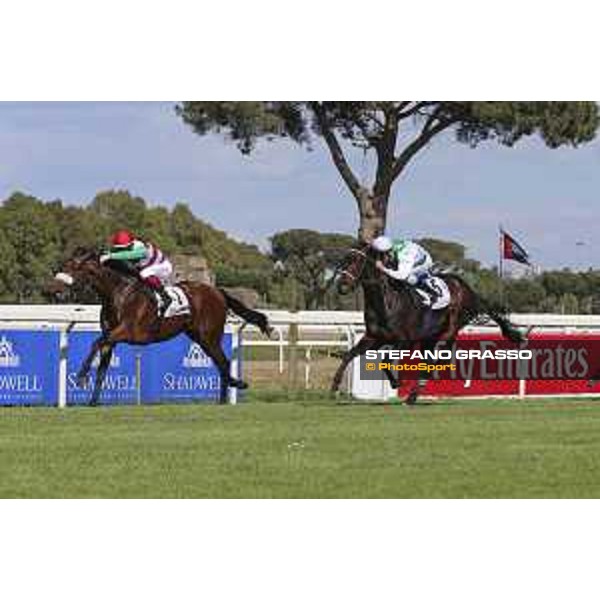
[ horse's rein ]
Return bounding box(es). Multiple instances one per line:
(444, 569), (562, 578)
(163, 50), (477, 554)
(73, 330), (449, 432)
(336, 247), (372, 283)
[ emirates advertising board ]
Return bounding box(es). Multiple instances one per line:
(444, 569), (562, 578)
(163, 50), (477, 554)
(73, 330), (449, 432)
(355, 331), (600, 398)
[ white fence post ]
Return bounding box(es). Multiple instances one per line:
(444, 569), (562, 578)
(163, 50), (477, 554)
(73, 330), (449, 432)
(229, 325), (240, 405)
(58, 328), (68, 408)
(135, 353), (142, 405)
(304, 347), (312, 389)
(57, 322), (74, 408)
(277, 327), (284, 374)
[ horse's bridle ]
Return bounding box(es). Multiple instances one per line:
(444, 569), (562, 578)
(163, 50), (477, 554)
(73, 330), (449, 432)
(337, 247), (370, 285)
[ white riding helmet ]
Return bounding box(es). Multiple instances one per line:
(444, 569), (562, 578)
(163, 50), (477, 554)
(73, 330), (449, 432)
(371, 235), (393, 253)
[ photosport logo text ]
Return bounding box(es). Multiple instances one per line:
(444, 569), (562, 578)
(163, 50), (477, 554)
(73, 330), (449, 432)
(359, 340), (600, 381)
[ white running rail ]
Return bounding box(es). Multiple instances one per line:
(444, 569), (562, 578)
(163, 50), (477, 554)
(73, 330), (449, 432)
(3, 305), (600, 328)
(3, 306), (600, 395)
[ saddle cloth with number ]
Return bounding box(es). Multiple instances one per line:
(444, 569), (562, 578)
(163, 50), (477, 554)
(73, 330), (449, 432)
(417, 276), (451, 310)
(155, 286), (191, 318)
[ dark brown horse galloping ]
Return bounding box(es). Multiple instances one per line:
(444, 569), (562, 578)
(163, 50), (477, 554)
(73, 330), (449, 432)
(49, 249), (272, 405)
(332, 243), (523, 404)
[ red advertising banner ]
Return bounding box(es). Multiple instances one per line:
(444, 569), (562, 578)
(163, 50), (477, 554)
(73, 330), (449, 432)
(396, 330), (600, 398)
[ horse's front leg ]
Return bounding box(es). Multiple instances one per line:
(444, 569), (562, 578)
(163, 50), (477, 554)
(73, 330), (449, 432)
(331, 337), (377, 394)
(382, 340), (414, 392)
(405, 339), (454, 405)
(405, 340), (432, 406)
(383, 366), (402, 390)
(77, 334), (107, 386)
(89, 343), (114, 406)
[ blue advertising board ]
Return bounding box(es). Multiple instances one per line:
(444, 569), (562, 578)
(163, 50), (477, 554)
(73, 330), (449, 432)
(66, 331), (140, 405)
(141, 333), (233, 403)
(0, 328), (238, 407)
(0, 330), (60, 405)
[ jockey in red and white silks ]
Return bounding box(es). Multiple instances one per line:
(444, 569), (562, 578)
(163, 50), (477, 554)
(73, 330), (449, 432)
(100, 229), (174, 316)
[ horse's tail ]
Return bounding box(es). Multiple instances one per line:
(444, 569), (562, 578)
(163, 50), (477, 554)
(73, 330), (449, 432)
(481, 300), (524, 344)
(219, 288), (273, 338)
(447, 274), (524, 344)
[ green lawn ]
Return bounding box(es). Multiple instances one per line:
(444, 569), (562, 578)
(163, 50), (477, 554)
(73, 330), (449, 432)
(2, 395), (600, 498)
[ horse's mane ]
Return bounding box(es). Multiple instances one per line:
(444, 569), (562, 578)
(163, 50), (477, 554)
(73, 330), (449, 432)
(71, 247), (154, 300)
(101, 259), (155, 302)
(102, 258), (139, 284)
(72, 246), (100, 261)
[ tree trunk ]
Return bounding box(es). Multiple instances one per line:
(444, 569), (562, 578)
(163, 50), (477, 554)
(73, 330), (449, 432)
(357, 189), (389, 243)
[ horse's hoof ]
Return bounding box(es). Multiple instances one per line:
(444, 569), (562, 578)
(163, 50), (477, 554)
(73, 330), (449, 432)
(405, 392), (418, 406)
(229, 379), (248, 390)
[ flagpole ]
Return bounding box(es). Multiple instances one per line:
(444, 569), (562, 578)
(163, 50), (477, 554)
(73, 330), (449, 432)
(498, 225), (506, 309)
(498, 225), (504, 279)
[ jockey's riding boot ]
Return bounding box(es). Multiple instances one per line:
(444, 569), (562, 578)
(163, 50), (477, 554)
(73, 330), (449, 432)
(157, 285), (172, 318)
(414, 285), (432, 307)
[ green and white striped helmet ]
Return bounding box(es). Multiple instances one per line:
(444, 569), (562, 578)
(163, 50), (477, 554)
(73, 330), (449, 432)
(393, 239), (409, 252)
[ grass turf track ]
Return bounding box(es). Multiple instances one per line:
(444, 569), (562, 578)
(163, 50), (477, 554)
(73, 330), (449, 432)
(2, 394), (600, 498)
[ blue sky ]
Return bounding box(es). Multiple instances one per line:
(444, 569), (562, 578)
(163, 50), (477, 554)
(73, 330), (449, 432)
(1, 101), (599, 270)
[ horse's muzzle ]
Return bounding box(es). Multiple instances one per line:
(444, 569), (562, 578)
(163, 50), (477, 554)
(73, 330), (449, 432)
(43, 278), (69, 302)
(55, 272), (74, 286)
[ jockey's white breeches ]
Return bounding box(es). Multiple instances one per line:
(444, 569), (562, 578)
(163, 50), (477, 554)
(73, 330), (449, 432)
(139, 260), (173, 284)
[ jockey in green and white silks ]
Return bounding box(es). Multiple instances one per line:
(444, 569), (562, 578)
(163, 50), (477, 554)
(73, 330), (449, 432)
(371, 235), (439, 306)
(100, 229), (174, 317)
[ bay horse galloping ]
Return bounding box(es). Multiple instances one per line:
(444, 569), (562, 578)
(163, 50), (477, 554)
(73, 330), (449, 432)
(332, 243), (523, 404)
(49, 248), (272, 405)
